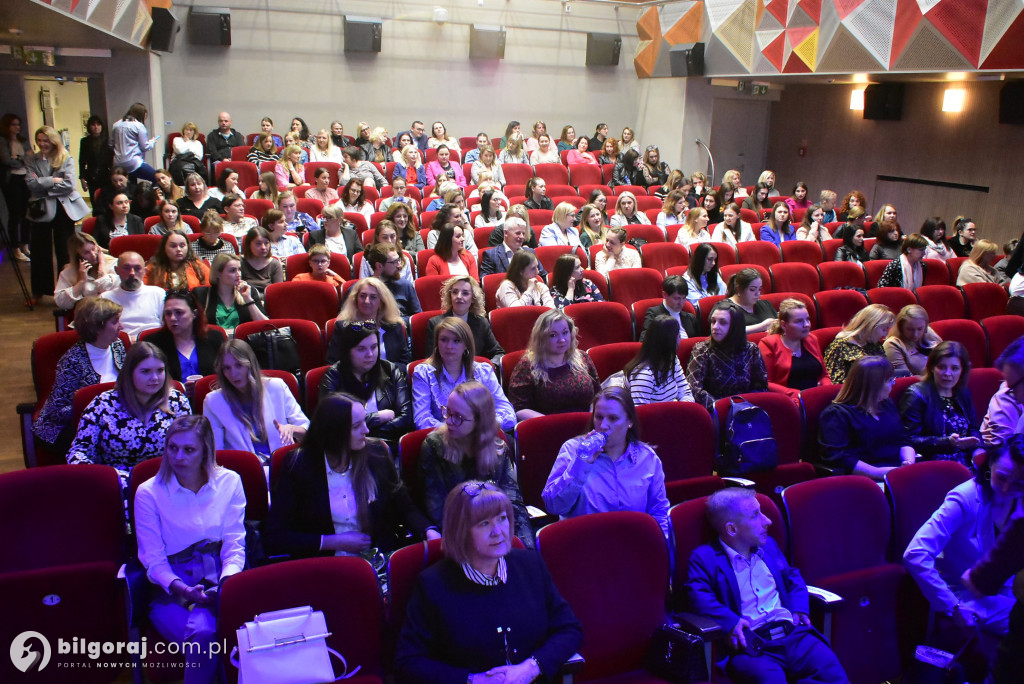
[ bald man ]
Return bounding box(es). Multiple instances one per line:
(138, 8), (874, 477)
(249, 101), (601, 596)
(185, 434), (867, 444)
(207, 112), (244, 162)
(100, 252), (166, 340)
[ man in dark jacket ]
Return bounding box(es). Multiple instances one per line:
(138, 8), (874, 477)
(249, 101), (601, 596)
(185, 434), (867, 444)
(206, 112), (245, 163)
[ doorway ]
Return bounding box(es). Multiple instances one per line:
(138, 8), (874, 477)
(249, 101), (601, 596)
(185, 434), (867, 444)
(709, 98), (770, 188)
(23, 76), (92, 188)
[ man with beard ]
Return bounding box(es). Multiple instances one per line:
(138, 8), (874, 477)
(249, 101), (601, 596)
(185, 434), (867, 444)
(101, 252), (165, 340)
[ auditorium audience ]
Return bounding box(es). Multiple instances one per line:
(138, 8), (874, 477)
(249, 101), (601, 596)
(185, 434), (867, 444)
(192, 211), (235, 264)
(425, 276), (504, 361)
(247, 133), (278, 165)
(824, 303), (894, 383)
(741, 183), (771, 219)
(523, 176), (553, 210)
(948, 217), (978, 258)
(818, 356), (916, 479)
(293, 244), (345, 290)
(203, 340), (308, 461)
(54, 232), (119, 309)
(93, 191), (145, 248)
(883, 304), (941, 377)
(686, 300), (768, 410)
(149, 200), (188, 237)
(111, 103), (158, 183)
(425, 225), (479, 279)
(900, 341), (981, 469)
(624, 315), (694, 404)
(102, 252), (166, 340)
(274, 145), (306, 189)
(67, 342), (191, 478)
(208, 166), (241, 202)
(412, 318), (514, 430)
(921, 217), (954, 260)
(578, 201), (608, 249)
(261, 209), (304, 266)
(358, 221), (414, 282)
(727, 267), (777, 334)
(674, 206), (711, 248)
(640, 275), (700, 341)
(656, 189), (687, 229)
(759, 298), (829, 395)
(609, 191), (651, 227)
(796, 203), (831, 243)
(957, 239), (1004, 286)
(837, 190), (867, 222)
(543, 386), (670, 535)
(509, 309), (601, 419)
(981, 337), (1024, 447)
(176, 173), (221, 221)
(701, 191), (723, 225)
(833, 224), (870, 263)
(711, 203), (756, 245)
(145, 230), (210, 291)
(869, 221), (903, 261)
(759, 201), (796, 247)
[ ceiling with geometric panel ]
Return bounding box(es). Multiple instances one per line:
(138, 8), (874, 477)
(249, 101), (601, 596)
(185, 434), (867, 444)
(635, 0), (1024, 77)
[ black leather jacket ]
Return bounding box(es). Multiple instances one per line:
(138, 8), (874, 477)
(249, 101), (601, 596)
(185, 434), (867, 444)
(318, 359), (412, 442)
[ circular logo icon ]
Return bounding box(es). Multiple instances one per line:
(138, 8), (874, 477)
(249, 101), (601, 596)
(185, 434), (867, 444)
(10, 631), (51, 673)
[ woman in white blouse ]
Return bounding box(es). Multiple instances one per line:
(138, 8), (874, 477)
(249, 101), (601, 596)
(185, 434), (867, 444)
(539, 202), (583, 247)
(135, 414), (245, 684)
(495, 250), (555, 308)
(682, 242), (727, 306)
(674, 207), (712, 249)
(530, 133), (561, 165)
(172, 123), (204, 160)
(309, 129), (344, 164)
(710, 203), (756, 246)
(594, 227), (641, 275)
(609, 192), (652, 228)
(470, 146), (505, 187)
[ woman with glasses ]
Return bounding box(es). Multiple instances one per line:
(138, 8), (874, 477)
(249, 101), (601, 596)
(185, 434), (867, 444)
(948, 216), (978, 258)
(819, 356), (917, 480)
(329, 277), (410, 366)
(418, 381), (533, 547)
(266, 392), (438, 560)
(319, 320), (411, 450)
(542, 386), (670, 535)
(395, 481), (581, 683)
(412, 318), (515, 431)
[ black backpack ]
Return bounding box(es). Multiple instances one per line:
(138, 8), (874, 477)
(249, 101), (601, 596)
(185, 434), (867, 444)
(718, 396), (778, 476)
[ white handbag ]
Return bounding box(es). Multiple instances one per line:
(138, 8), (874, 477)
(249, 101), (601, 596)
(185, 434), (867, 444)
(230, 605), (361, 684)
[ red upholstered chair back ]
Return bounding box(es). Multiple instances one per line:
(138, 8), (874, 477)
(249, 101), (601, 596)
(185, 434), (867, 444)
(264, 281), (340, 322)
(915, 284), (966, 322)
(720, 263), (770, 293)
(398, 427), (434, 509)
(930, 319), (987, 369)
(983, 315), (1024, 362)
(714, 392), (803, 466)
(814, 289), (868, 328)
(285, 252), (351, 282)
(798, 383), (843, 464)
(587, 342), (640, 382)
(737, 240), (782, 268)
(412, 275), (448, 313)
(921, 258), (951, 286)
(624, 224), (665, 243)
(967, 367), (1004, 419)
(639, 242), (689, 274)
(0, 464), (124, 572)
(110, 234), (162, 260)
(538, 512), (669, 680)
(780, 240), (824, 265)
(669, 493), (785, 611)
(637, 401), (716, 482)
(783, 476), (892, 583)
(818, 261), (867, 290)
(962, 282), (1008, 321)
(514, 412), (591, 509)
(769, 262), (821, 297)
(489, 306), (549, 353)
(29, 331), (89, 406)
(71, 381), (115, 432)
(608, 267), (664, 307)
(762, 292), (816, 328)
(564, 301), (632, 350)
(885, 460), (972, 555)
(219, 557), (384, 683)
(866, 286), (917, 313)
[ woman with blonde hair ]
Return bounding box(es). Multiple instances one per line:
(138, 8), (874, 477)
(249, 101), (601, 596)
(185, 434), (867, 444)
(425, 276), (503, 361)
(509, 309), (601, 420)
(497, 133), (529, 165)
(329, 277), (410, 366)
(418, 381), (533, 545)
(819, 356), (917, 479)
(67, 341), (191, 478)
(54, 232), (119, 310)
(274, 144), (305, 189)
(721, 169), (747, 197)
(169, 121), (205, 184)
(759, 298), (830, 395)
(657, 189), (688, 230)
(192, 252), (268, 332)
(578, 202), (607, 249)
(824, 303), (895, 383)
(595, 227), (642, 275)
(620, 126), (641, 153)
(155, 168), (184, 203)
(539, 202), (583, 247)
(674, 206), (711, 248)
(525, 120), (546, 154)
(385, 201), (424, 255)
(531, 133), (561, 165)
(249, 171), (279, 203)
(470, 145), (505, 187)
(957, 239), (1003, 286)
(309, 129), (342, 164)
(884, 304), (942, 376)
(203, 340), (308, 462)
(757, 169), (779, 197)
(393, 144), (427, 189)
(413, 318), (515, 430)
(609, 191), (652, 228)
(496, 250), (555, 309)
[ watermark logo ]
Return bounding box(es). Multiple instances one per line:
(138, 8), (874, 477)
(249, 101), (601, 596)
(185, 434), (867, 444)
(10, 632), (51, 673)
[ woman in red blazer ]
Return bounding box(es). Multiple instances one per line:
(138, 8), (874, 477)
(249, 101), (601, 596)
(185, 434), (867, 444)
(424, 224), (479, 280)
(758, 298), (830, 398)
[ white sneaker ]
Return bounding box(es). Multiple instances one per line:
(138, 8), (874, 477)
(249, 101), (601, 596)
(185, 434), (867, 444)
(14, 248), (30, 262)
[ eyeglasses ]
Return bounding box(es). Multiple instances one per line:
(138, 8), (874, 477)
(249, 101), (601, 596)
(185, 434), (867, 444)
(442, 405), (473, 427)
(347, 319), (377, 332)
(462, 481), (500, 497)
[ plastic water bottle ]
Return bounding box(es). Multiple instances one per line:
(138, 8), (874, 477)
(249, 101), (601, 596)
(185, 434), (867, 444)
(578, 431), (607, 461)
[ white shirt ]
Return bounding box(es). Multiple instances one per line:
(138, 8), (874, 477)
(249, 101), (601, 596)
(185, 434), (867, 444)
(85, 342), (118, 382)
(101, 285), (166, 341)
(325, 459), (360, 556)
(135, 467), (247, 592)
(1010, 272), (1024, 297)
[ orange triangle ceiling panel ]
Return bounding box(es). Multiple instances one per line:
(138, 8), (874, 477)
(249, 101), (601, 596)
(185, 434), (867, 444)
(664, 3), (704, 46)
(637, 7), (662, 42)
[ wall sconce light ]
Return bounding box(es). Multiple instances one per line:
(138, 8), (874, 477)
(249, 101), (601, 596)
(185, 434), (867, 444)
(942, 88), (966, 112)
(850, 88), (865, 110)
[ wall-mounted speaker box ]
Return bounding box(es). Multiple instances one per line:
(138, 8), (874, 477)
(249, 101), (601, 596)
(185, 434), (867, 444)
(188, 7), (231, 46)
(150, 8), (180, 53)
(999, 82), (1024, 125)
(344, 16), (382, 53)
(586, 33), (621, 66)
(863, 83), (905, 121)
(469, 25), (505, 60)
(668, 42), (705, 77)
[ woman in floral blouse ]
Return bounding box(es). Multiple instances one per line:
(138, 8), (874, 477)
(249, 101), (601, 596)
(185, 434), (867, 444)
(66, 341), (191, 480)
(550, 254), (603, 309)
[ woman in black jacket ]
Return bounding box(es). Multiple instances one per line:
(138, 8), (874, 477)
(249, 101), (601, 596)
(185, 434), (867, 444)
(144, 290), (227, 383)
(424, 275), (504, 362)
(265, 392), (437, 559)
(319, 320), (412, 448)
(899, 341), (982, 470)
(611, 148), (642, 187)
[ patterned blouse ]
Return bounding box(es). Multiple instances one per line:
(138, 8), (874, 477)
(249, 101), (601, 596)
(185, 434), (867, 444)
(66, 388), (192, 479)
(824, 339), (885, 384)
(552, 279), (604, 309)
(686, 341), (768, 410)
(508, 354), (601, 415)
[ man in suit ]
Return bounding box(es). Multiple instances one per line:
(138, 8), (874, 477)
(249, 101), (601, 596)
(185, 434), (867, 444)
(206, 111), (245, 163)
(479, 217), (547, 279)
(684, 488), (847, 684)
(397, 120), (429, 152)
(639, 275), (699, 341)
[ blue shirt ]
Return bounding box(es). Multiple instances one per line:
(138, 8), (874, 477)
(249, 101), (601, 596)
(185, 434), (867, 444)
(411, 361), (516, 431)
(178, 347), (200, 380)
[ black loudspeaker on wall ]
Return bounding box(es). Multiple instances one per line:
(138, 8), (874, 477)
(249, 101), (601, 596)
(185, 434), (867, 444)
(188, 7), (231, 47)
(469, 26), (506, 60)
(586, 33), (621, 66)
(344, 17), (382, 53)
(149, 7), (180, 53)
(669, 43), (705, 77)
(863, 83), (905, 121)
(999, 82), (1024, 125)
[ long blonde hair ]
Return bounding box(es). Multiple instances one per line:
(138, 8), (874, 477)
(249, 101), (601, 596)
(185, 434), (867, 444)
(836, 303), (894, 346)
(34, 126), (68, 167)
(525, 309), (587, 384)
(214, 340), (267, 443)
(438, 381), (505, 476)
(427, 318), (477, 380)
(338, 277), (405, 327)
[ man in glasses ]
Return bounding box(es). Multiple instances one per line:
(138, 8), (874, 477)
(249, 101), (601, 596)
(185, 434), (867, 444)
(365, 243), (421, 321)
(981, 336), (1024, 446)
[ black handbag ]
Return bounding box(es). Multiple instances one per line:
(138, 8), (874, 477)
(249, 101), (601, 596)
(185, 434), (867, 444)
(26, 197), (47, 220)
(245, 326), (302, 379)
(645, 624), (707, 683)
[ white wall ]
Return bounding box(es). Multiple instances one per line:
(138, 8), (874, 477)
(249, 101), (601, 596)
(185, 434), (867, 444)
(157, 0), (646, 145)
